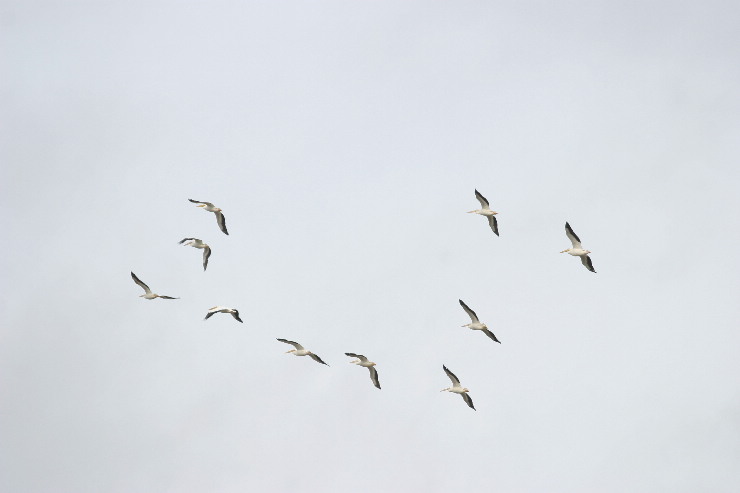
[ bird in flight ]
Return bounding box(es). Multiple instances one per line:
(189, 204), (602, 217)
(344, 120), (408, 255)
(459, 299), (500, 343)
(130, 272), (179, 300)
(467, 189), (499, 236)
(441, 365), (476, 410)
(277, 339), (329, 366)
(345, 353), (381, 389)
(204, 306), (243, 323)
(188, 199), (228, 235)
(560, 222), (596, 272)
(179, 238), (212, 271)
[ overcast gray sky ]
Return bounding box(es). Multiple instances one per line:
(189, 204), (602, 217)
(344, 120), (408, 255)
(2, 1), (740, 492)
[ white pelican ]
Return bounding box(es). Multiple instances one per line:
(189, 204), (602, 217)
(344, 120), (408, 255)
(345, 353), (381, 389)
(467, 189), (499, 236)
(560, 222), (596, 272)
(130, 272), (179, 300)
(188, 199), (228, 235)
(179, 238), (212, 271)
(441, 365), (475, 410)
(277, 339), (329, 366)
(204, 306), (243, 323)
(459, 299), (500, 343)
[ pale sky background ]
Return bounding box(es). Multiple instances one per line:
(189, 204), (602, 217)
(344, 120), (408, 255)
(2, 1), (740, 492)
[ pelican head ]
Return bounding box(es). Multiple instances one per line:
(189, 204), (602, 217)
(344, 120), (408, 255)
(585, 250), (592, 254)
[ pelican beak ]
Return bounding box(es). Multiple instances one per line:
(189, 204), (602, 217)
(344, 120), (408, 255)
(560, 249), (568, 253)
(466, 210), (476, 213)
(197, 204), (205, 208)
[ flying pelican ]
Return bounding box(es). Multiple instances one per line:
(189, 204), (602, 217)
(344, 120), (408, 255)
(345, 353), (381, 389)
(441, 365), (475, 410)
(277, 339), (329, 366)
(467, 189), (499, 236)
(459, 299), (500, 343)
(179, 238), (212, 271)
(204, 306), (243, 323)
(188, 199), (228, 235)
(560, 222), (596, 272)
(130, 272), (179, 300)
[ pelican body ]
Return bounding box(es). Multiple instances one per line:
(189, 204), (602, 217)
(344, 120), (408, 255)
(459, 299), (500, 343)
(179, 238), (212, 271)
(188, 199), (229, 235)
(467, 189), (499, 236)
(441, 365), (475, 410)
(130, 272), (179, 300)
(204, 306), (243, 323)
(345, 353), (381, 389)
(277, 339), (329, 366)
(560, 222), (596, 272)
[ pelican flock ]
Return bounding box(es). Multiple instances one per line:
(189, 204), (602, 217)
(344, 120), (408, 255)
(277, 339), (329, 366)
(467, 189), (499, 236)
(459, 299), (501, 343)
(189, 199), (229, 235)
(345, 353), (381, 389)
(179, 238), (212, 271)
(204, 306), (243, 323)
(128, 193), (600, 413)
(561, 222), (596, 272)
(131, 272), (179, 300)
(441, 365), (475, 410)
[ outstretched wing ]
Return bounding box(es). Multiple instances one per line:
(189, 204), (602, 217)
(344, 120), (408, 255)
(459, 299), (479, 323)
(474, 189), (490, 209)
(581, 254), (596, 273)
(158, 295), (179, 300)
(565, 222), (582, 249)
(487, 215), (499, 236)
(309, 353), (329, 366)
(202, 246), (211, 271)
(482, 328), (501, 344)
(231, 310), (243, 323)
(443, 365), (461, 386)
(369, 367), (381, 389)
(130, 272), (151, 294)
(188, 199), (215, 207)
(179, 238), (196, 244)
(461, 392), (476, 411)
(277, 338), (304, 350)
(345, 352), (368, 362)
(215, 211), (228, 235)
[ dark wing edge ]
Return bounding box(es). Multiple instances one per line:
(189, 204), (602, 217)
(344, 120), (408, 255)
(488, 215), (499, 236)
(582, 255), (596, 273)
(565, 222), (581, 243)
(369, 367), (381, 389)
(310, 353), (329, 366)
(443, 365), (460, 385)
(462, 393), (476, 411)
(474, 189), (489, 207)
(130, 272), (150, 292)
(483, 329), (501, 344)
(203, 247), (211, 271)
(216, 212), (228, 235)
(231, 311), (243, 323)
(459, 299), (478, 320)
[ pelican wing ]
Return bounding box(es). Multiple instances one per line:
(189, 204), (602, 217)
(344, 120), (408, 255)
(202, 246), (211, 271)
(482, 328), (501, 344)
(369, 366), (381, 389)
(487, 215), (499, 236)
(277, 338), (304, 350)
(581, 254), (596, 273)
(461, 392), (476, 411)
(230, 310), (243, 323)
(565, 222), (582, 249)
(215, 211), (229, 235)
(188, 199), (215, 207)
(345, 352), (368, 362)
(158, 295), (179, 300)
(443, 365), (461, 387)
(204, 311), (217, 320)
(459, 299), (479, 323)
(474, 189), (490, 209)
(309, 353), (329, 366)
(130, 272), (151, 294)
(179, 238), (197, 244)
